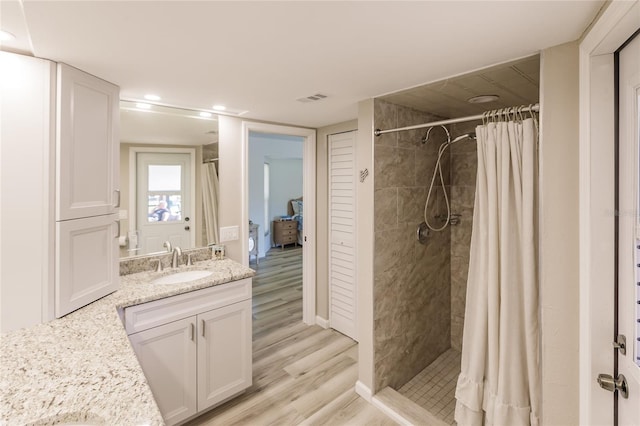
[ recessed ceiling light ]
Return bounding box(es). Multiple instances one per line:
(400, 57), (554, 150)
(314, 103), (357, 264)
(212, 105), (226, 111)
(467, 95), (500, 104)
(199, 111), (212, 118)
(136, 103), (152, 110)
(144, 94), (161, 101)
(0, 30), (16, 41)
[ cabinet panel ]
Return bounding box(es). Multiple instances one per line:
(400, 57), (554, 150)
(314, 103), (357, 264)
(197, 299), (252, 411)
(56, 63), (119, 221)
(56, 214), (119, 317)
(129, 317), (197, 426)
(124, 278), (251, 335)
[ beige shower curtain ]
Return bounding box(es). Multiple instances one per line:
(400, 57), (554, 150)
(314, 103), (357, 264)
(454, 116), (540, 426)
(202, 162), (220, 245)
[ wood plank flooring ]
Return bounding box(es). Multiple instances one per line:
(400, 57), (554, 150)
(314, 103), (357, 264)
(186, 247), (395, 426)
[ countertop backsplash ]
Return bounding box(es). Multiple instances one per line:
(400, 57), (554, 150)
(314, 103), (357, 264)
(119, 247), (214, 276)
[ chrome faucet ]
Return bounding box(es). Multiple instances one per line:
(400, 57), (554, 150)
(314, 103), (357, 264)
(172, 246), (183, 268)
(163, 240), (172, 253)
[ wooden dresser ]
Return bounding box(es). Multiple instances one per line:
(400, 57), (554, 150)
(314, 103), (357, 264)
(272, 220), (297, 250)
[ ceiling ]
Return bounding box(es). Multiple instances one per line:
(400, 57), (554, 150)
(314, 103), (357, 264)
(1, 1), (603, 128)
(381, 55), (540, 118)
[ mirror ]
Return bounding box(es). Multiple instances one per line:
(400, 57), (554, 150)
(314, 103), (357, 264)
(119, 101), (219, 258)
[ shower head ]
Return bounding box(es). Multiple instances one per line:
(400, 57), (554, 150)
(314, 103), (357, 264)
(451, 133), (476, 144)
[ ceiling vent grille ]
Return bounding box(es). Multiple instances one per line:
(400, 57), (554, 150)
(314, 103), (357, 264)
(297, 93), (328, 103)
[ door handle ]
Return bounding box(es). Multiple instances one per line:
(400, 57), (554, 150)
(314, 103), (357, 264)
(597, 373), (629, 398)
(114, 220), (120, 239)
(114, 189), (121, 208)
(201, 319), (205, 337)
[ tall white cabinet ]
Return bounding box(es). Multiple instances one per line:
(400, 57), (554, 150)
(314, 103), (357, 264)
(0, 52), (120, 332)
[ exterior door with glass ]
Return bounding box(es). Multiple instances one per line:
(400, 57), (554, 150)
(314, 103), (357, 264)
(137, 152), (192, 255)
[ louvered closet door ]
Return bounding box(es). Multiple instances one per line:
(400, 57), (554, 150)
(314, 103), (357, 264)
(329, 131), (357, 341)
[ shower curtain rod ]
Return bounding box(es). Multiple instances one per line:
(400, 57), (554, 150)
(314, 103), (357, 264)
(374, 103), (540, 137)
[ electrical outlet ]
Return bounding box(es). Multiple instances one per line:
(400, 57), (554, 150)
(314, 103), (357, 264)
(219, 225), (239, 242)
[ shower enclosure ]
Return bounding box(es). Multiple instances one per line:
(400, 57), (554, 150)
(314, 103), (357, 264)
(373, 99), (477, 424)
(370, 55), (540, 425)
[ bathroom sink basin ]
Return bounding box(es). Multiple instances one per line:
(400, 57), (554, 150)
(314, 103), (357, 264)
(152, 270), (213, 285)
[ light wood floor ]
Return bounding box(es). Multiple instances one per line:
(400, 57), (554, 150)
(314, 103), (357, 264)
(187, 247), (395, 426)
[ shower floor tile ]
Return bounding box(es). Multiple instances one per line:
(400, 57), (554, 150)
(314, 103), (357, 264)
(398, 348), (461, 425)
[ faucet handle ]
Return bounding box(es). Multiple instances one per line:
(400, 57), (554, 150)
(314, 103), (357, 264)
(186, 253), (193, 266)
(154, 259), (163, 272)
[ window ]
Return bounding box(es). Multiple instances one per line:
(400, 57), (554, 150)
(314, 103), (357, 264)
(147, 164), (182, 222)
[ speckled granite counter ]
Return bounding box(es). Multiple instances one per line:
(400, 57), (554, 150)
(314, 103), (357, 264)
(0, 258), (255, 426)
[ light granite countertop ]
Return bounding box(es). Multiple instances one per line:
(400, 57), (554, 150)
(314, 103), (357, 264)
(0, 258), (255, 426)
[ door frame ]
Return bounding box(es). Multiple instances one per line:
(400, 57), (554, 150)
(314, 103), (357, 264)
(579, 1), (639, 424)
(240, 122), (317, 325)
(128, 147), (197, 251)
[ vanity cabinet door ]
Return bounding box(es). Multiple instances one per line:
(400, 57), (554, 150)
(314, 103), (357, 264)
(56, 63), (119, 221)
(55, 214), (119, 317)
(197, 299), (252, 412)
(130, 317), (197, 426)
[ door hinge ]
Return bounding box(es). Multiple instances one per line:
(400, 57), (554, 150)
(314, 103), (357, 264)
(597, 373), (629, 399)
(613, 334), (626, 355)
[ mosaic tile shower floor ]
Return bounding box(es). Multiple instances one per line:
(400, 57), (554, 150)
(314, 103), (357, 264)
(398, 348), (461, 425)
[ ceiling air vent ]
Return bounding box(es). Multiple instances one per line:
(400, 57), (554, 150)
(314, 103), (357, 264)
(297, 93), (328, 103)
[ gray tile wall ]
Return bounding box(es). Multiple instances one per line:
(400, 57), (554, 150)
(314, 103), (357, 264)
(449, 122), (478, 351)
(373, 99), (451, 391)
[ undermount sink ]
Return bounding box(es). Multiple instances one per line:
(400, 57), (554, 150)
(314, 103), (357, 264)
(151, 270), (213, 285)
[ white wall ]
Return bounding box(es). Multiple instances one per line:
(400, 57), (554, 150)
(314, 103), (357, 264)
(218, 116), (244, 263)
(356, 99), (375, 395)
(0, 53), (56, 332)
(539, 40), (580, 425)
(269, 159), (303, 239)
(248, 133), (303, 257)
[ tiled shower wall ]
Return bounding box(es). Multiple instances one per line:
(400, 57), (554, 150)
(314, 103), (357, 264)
(449, 121), (478, 351)
(373, 99), (451, 391)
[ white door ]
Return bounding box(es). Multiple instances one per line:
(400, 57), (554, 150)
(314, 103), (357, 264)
(129, 317), (197, 426)
(137, 153), (193, 254)
(55, 214), (119, 318)
(617, 32), (640, 425)
(56, 63), (119, 221)
(328, 131), (357, 341)
(197, 300), (252, 411)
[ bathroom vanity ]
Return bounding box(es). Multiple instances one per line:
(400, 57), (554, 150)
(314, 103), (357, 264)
(124, 277), (252, 425)
(0, 254), (254, 426)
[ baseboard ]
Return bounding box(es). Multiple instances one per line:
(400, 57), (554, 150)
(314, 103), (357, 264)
(354, 380), (372, 402)
(315, 315), (329, 329)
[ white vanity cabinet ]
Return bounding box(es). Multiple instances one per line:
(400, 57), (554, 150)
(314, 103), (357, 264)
(0, 51), (120, 332)
(125, 279), (252, 426)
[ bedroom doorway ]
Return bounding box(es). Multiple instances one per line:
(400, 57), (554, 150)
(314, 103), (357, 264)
(241, 122), (317, 326)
